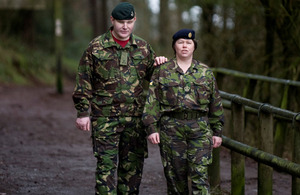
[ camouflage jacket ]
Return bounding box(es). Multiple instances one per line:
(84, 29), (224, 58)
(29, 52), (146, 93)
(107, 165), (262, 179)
(72, 29), (156, 118)
(142, 58), (224, 136)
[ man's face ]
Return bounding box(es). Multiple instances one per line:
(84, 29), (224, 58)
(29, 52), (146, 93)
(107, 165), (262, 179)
(111, 17), (136, 40)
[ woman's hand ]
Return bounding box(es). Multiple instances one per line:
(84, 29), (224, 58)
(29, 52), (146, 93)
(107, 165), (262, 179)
(212, 136), (222, 148)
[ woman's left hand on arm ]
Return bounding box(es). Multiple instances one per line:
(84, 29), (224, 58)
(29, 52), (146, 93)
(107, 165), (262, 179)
(212, 136), (222, 148)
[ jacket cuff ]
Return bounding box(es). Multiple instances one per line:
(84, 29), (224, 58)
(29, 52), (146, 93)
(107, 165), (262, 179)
(77, 111), (90, 118)
(146, 123), (158, 136)
(213, 130), (222, 137)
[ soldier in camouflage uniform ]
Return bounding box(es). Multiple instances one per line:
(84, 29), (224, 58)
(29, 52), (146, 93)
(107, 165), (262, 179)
(142, 29), (225, 195)
(72, 2), (167, 195)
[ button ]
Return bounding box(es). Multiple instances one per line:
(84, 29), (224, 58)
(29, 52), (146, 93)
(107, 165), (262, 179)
(184, 86), (190, 92)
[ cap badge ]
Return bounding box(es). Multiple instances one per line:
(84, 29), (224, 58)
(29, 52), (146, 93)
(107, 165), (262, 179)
(188, 32), (192, 38)
(131, 11), (134, 17)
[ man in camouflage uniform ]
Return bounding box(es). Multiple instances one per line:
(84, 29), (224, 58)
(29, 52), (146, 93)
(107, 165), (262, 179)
(142, 29), (225, 195)
(72, 2), (166, 195)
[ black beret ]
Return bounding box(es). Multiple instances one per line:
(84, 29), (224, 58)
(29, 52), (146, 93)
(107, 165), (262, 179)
(111, 2), (135, 20)
(172, 29), (195, 42)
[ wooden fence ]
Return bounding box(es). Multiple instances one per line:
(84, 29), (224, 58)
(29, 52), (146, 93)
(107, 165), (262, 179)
(209, 68), (300, 194)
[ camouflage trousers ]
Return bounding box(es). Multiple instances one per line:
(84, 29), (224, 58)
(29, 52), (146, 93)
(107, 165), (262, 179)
(159, 115), (213, 195)
(91, 116), (148, 195)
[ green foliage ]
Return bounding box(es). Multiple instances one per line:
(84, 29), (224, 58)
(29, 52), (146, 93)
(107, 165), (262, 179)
(0, 0), (92, 86)
(0, 34), (83, 85)
(0, 35), (56, 85)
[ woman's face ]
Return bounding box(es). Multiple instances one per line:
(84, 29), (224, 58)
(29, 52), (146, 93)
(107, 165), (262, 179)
(174, 38), (195, 58)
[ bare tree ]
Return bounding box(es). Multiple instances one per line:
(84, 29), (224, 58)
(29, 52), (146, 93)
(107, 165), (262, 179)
(158, 0), (172, 55)
(90, 0), (108, 37)
(198, 1), (216, 65)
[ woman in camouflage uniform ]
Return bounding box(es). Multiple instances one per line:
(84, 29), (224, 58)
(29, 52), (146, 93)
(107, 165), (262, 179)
(142, 29), (224, 195)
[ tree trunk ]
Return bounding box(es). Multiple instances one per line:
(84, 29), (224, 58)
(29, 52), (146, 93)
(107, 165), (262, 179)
(90, 0), (107, 37)
(199, 1), (215, 66)
(100, 0), (108, 34)
(22, 10), (34, 44)
(158, 0), (170, 55)
(260, 0), (274, 103)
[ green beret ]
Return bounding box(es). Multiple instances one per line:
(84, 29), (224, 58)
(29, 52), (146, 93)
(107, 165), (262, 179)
(111, 2), (135, 20)
(172, 29), (195, 42)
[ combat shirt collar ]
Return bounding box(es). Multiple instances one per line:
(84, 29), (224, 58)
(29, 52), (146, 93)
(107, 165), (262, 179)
(173, 58), (199, 74)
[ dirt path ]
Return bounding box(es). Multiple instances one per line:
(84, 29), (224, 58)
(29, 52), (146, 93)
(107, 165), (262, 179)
(0, 83), (292, 195)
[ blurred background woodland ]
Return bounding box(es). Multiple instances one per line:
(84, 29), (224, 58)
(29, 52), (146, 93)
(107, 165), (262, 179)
(0, 0), (299, 109)
(1, 1), (300, 188)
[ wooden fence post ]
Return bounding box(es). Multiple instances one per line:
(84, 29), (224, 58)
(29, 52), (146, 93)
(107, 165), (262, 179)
(54, 0), (63, 94)
(274, 84), (289, 157)
(292, 114), (300, 195)
(258, 105), (273, 195)
(209, 71), (223, 190)
(209, 148), (220, 190)
(242, 78), (257, 99)
(231, 101), (245, 195)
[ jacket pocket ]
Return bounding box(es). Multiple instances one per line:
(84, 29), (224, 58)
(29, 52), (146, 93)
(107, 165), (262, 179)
(92, 91), (113, 106)
(158, 80), (179, 106)
(131, 52), (149, 79)
(92, 52), (120, 81)
(193, 79), (211, 105)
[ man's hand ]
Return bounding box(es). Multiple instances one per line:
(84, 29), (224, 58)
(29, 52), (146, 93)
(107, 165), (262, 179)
(148, 133), (160, 144)
(154, 56), (168, 66)
(75, 117), (90, 131)
(212, 136), (222, 148)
